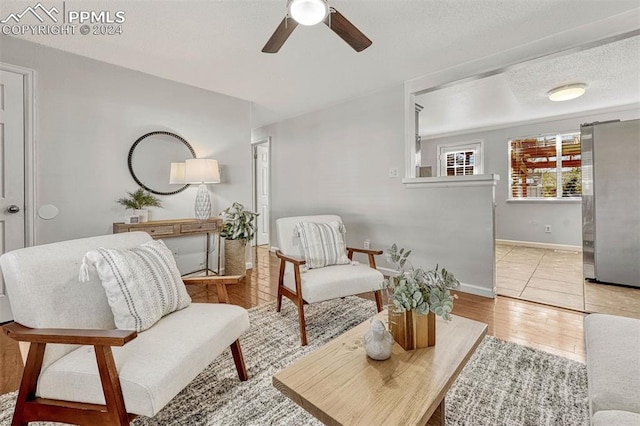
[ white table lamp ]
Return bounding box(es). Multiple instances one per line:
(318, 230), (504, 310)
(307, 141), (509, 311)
(185, 158), (220, 220)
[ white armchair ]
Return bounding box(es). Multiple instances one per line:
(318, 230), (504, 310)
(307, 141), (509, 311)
(1, 232), (249, 425)
(275, 215), (384, 345)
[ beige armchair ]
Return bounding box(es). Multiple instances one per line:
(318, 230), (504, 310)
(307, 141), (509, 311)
(1, 232), (249, 425)
(276, 215), (384, 345)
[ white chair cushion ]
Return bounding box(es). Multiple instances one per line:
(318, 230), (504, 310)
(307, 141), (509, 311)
(296, 221), (350, 269)
(584, 313), (640, 415)
(0, 232), (152, 370)
(592, 410), (640, 426)
(36, 303), (249, 417)
(81, 239), (191, 332)
(284, 263), (383, 304)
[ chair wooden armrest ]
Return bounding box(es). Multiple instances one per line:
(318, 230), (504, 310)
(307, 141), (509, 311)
(3, 322), (137, 425)
(347, 247), (383, 268)
(3, 322), (137, 346)
(182, 275), (244, 304)
(182, 275), (243, 286)
(276, 250), (306, 266)
(347, 247), (383, 256)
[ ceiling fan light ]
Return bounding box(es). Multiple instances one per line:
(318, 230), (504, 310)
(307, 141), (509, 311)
(548, 83), (586, 102)
(289, 0), (329, 26)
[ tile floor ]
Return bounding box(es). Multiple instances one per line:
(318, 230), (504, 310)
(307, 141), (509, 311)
(496, 244), (640, 319)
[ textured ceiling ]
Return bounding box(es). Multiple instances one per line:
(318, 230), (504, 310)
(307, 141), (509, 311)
(1, 0), (639, 130)
(417, 36), (640, 136)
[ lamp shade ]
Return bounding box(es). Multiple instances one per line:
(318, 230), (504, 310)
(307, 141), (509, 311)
(169, 162), (186, 184)
(184, 159), (220, 184)
(289, 0), (329, 26)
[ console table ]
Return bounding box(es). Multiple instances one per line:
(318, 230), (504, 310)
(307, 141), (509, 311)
(113, 218), (222, 275)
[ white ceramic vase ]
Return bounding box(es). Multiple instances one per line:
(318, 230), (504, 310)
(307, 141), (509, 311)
(134, 209), (149, 223)
(363, 319), (394, 360)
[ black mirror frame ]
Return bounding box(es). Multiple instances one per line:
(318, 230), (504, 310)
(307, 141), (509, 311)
(127, 131), (196, 196)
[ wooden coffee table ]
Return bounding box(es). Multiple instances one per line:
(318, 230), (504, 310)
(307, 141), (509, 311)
(273, 310), (487, 425)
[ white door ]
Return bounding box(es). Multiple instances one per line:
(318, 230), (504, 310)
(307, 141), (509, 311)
(255, 143), (270, 246)
(0, 70), (25, 323)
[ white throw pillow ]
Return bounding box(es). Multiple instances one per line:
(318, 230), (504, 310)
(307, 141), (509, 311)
(79, 239), (191, 332)
(296, 221), (350, 269)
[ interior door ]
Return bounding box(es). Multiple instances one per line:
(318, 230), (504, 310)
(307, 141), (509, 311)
(0, 70), (25, 323)
(255, 143), (270, 246)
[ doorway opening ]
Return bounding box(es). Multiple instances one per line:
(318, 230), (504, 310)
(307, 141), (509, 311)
(252, 137), (271, 248)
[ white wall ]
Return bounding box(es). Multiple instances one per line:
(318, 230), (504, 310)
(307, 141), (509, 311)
(0, 37), (252, 273)
(422, 107), (640, 247)
(254, 86), (496, 298)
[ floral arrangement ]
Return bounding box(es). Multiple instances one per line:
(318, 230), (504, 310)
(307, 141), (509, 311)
(383, 244), (460, 320)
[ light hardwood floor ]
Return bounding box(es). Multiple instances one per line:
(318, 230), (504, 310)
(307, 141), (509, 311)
(496, 244), (640, 318)
(0, 246), (590, 396)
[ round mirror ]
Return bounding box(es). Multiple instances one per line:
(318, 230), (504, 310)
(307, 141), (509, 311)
(128, 131), (196, 195)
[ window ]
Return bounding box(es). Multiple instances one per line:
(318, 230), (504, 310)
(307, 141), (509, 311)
(509, 132), (581, 199)
(437, 140), (483, 177)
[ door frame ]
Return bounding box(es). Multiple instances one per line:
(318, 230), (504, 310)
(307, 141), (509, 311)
(0, 62), (37, 247)
(251, 137), (271, 248)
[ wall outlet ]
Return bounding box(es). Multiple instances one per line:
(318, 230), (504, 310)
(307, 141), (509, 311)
(364, 239), (371, 249)
(388, 167), (399, 178)
(545, 225), (551, 233)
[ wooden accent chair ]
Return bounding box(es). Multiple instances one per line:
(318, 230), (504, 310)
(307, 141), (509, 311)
(1, 232), (249, 425)
(275, 215), (384, 345)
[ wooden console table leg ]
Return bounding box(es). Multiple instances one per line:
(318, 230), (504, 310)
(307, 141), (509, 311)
(205, 232), (211, 276)
(217, 232), (222, 275)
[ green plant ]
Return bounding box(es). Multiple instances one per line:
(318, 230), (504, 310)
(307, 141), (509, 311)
(220, 202), (259, 242)
(383, 244), (459, 321)
(542, 171), (557, 197)
(562, 167), (582, 196)
(116, 188), (162, 210)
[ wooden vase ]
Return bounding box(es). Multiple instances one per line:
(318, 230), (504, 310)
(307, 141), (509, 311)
(388, 310), (436, 350)
(224, 239), (246, 276)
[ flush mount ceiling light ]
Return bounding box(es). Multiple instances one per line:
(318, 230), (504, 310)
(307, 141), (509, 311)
(288, 0), (329, 26)
(548, 83), (587, 102)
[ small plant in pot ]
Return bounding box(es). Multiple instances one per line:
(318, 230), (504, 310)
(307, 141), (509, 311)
(383, 243), (460, 350)
(220, 202), (259, 276)
(116, 188), (161, 223)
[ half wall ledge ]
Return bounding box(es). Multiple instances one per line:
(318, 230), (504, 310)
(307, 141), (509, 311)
(402, 174), (500, 188)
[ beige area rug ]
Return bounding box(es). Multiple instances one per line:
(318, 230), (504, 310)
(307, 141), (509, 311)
(0, 297), (589, 425)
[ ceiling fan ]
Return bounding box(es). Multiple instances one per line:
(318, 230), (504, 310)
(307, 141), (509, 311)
(262, 0), (372, 53)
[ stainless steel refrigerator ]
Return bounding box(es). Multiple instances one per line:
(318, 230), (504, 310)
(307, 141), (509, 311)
(581, 119), (640, 287)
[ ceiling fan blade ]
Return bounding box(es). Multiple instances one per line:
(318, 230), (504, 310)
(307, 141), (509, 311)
(325, 7), (372, 52)
(262, 16), (298, 53)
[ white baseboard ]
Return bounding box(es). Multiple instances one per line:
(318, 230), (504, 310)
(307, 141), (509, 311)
(377, 267), (494, 299)
(246, 262), (253, 269)
(458, 282), (495, 299)
(0, 295), (13, 323)
(269, 246), (278, 252)
(496, 239), (582, 252)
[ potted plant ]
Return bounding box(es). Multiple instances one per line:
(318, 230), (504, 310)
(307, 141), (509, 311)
(116, 188), (162, 223)
(383, 244), (460, 350)
(220, 202), (259, 276)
